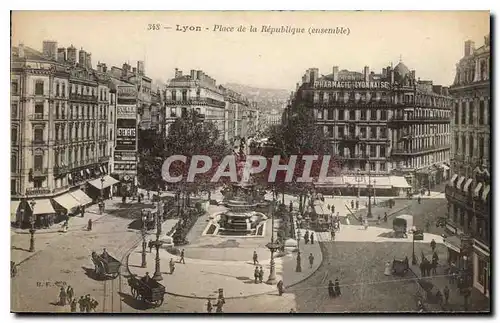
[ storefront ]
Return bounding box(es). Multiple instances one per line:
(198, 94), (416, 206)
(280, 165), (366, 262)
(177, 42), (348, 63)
(473, 240), (490, 298)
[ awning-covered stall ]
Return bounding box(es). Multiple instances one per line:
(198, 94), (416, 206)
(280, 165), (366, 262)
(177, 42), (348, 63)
(11, 200), (20, 222)
(389, 176), (411, 188)
(443, 235), (462, 253)
(315, 176), (345, 187)
(449, 173), (458, 186)
(456, 176), (465, 189)
(313, 203), (329, 215)
(54, 193), (81, 211)
(482, 185), (490, 202)
(29, 199), (56, 215)
(88, 175), (119, 189)
(463, 178), (473, 193)
(69, 189), (93, 205)
(371, 176), (392, 189)
(343, 176), (367, 188)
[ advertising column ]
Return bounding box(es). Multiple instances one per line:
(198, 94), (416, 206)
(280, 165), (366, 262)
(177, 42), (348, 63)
(115, 85), (138, 197)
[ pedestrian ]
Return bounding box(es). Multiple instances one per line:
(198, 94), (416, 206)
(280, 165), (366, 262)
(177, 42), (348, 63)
(384, 212), (388, 222)
(426, 221), (430, 232)
(430, 239), (436, 252)
(377, 215), (381, 225)
(436, 290), (443, 307)
(355, 200), (359, 210)
(254, 266), (259, 284)
(334, 278), (341, 296)
(90, 297), (99, 312)
(351, 200), (354, 210)
(308, 253), (314, 268)
(215, 297), (225, 313)
(66, 285), (74, 303)
(206, 299), (213, 313)
(84, 294), (91, 312)
(304, 230), (310, 244)
(330, 229), (336, 241)
(122, 196), (126, 204)
(289, 201), (293, 212)
(70, 298), (77, 312)
(87, 219), (92, 231)
(180, 249), (185, 264)
(169, 258), (175, 274)
(78, 296), (85, 312)
(332, 205), (335, 214)
(277, 280), (284, 296)
(310, 231), (315, 244)
(328, 280), (335, 298)
(443, 285), (450, 305)
(364, 219), (368, 230)
(418, 196), (421, 204)
(253, 250), (259, 265)
(259, 266), (264, 283)
(81, 205), (86, 217)
(58, 286), (67, 306)
(148, 240), (153, 253)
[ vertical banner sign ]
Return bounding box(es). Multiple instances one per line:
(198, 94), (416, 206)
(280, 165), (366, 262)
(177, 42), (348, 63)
(116, 86), (138, 151)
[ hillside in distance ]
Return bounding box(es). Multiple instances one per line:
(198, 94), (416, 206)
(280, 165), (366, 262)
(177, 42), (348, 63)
(223, 83), (290, 104)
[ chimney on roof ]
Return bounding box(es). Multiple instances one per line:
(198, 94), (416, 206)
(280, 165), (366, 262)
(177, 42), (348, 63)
(57, 47), (66, 62)
(442, 86), (449, 97)
(42, 40), (58, 61)
(102, 63), (107, 73)
(332, 66), (339, 81)
(133, 67), (137, 74)
(363, 66), (370, 82)
(18, 43), (25, 58)
(304, 69), (311, 83)
(86, 53), (92, 69)
(410, 70), (416, 80)
(175, 68), (182, 78)
(190, 69), (196, 79)
(464, 40), (475, 57)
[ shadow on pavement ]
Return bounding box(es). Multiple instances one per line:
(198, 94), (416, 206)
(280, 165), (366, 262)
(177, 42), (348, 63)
(12, 246), (31, 252)
(117, 291), (150, 311)
(127, 219), (143, 230)
(81, 266), (107, 281)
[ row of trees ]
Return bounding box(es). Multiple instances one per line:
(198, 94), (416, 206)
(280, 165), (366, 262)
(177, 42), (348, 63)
(138, 107), (342, 215)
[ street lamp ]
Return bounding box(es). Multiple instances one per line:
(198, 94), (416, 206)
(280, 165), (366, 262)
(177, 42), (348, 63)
(141, 213), (147, 268)
(29, 199), (36, 252)
(373, 179), (377, 205)
(152, 210), (163, 281)
(355, 170), (363, 200)
(412, 232), (417, 265)
(295, 216), (302, 273)
(99, 175), (105, 215)
(367, 172), (373, 218)
(266, 200), (280, 285)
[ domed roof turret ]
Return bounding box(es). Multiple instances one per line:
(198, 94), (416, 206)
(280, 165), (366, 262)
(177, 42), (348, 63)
(394, 61), (410, 77)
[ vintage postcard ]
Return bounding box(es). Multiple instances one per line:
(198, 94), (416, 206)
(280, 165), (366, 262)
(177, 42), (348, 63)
(10, 11), (491, 314)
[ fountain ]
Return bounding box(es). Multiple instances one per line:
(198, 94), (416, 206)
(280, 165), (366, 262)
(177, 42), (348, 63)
(203, 154), (268, 237)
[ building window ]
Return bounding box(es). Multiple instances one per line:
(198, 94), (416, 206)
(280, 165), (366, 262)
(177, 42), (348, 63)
(35, 102), (44, 114)
(182, 90), (188, 101)
(181, 107), (187, 118)
(349, 110), (355, 120)
(11, 127), (17, 144)
(56, 83), (60, 96)
(338, 126), (344, 138)
(11, 103), (18, 119)
(370, 162), (376, 171)
(62, 84), (66, 97)
(11, 81), (18, 94)
(11, 153), (17, 173)
(35, 81), (44, 95)
(317, 109), (323, 119)
(370, 109), (377, 120)
(327, 125), (334, 137)
(380, 110), (387, 120)
(360, 110), (367, 120)
(171, 90), (177, 101)
(455, 137), (459, 154)
(469, 102), (474, 125)
(477, 258), (487, 286)
(380, 146), (386, 157)
(461, 102), (466, 125)
(328, 109), (334, 120)
(461, 134), (466, 156)
(338, 109), (344, 120)
(370, 127), (377, 139)
(479, 100), (485, 124)
(469, 135), (474, 156)
(479, 136), (484, 158)
(33, 128), (43, 142)
(34, 154), (43, 170)
(11, 179), (16, 195)
(370, 145), (376, 157)
(380, 162), (386, 171)
(170, 107), (177, 117)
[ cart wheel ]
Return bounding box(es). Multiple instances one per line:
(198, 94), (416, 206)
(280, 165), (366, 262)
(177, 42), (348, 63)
(154, 298), (164, 307)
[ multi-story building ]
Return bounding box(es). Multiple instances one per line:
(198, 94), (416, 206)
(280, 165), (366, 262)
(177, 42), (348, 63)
(11, 42), (115, 227)
(288, 63), (452, 196)
(221, 86), (251, 143)
(445, 35), (491, 298)
(164, 69), (227, 140)
(139, 88), (164, 133)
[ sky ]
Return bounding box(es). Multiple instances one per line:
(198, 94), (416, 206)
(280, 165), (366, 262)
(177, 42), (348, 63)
(11, 11), (490, 90)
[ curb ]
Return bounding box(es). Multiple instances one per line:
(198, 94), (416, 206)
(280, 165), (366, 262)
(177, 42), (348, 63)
(12, 212), (109, 235)
(350, 203), (411, 224)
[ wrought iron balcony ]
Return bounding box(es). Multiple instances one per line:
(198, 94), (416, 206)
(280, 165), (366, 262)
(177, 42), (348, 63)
(388, 115), (450, 126)
(99, 156), (110, 162)
(53, 165), (69, 175)
(32, 139), (47, 146)
(69, 93), (98, 102)
(339, 135), (360, 142)
(29, 113), (49, 121)
(31, 168), (48, 177)
(338, 153), (370, 160)
(391, 145), (450, 156)
(25, 187), (52, 196)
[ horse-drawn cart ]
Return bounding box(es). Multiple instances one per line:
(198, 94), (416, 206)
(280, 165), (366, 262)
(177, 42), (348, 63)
(91, 251), (121, 279)
(392, 257), (409, 276)
(128, 275), (166, 307)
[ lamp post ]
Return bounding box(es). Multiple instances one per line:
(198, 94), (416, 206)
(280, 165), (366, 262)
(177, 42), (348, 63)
(373, 179), (377, 205)
(29, 199), (36, 252)
(99, 175), (105, 215)
(266, 200), (280, 285)
(152, 210), (163, 281)
(412, 231), (417, 265)
(367, 173), (373, 218)
(295, 217), (302, 273)
(355, 170), (362, 200)
(141, 213), (147, 268)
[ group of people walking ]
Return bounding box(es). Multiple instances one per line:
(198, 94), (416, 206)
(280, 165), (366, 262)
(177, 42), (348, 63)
(58, 285), (98, 313)
(206, 289), (225, 313)
(303, 230), (315, 244)
(327, 279), (342, 298)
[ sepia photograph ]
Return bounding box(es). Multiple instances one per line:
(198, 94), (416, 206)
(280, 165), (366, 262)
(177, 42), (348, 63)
(9, 10), (491, 314)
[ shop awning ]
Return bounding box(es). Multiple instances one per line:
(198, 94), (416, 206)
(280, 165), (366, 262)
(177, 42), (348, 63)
(313, 203), (328, 215)
(449, 173), (458, 185)
(463, 178), (473, 193)
(482, 185), (490, 201)
(456, 176), (465, 189)
(390, 176), (411, 188)
(371, 176), (392, 189)
(473, 183), (483, 197)
(70, 190), (93, 205)
(344, 176), (367, 188)
(315, 176), (345, 187)
(88, 175), (119, 189)
(29, 199), (56, 215)
(11, 201), (20, 222)
(443, 235), (461, 253)
(54, 193), (81, 211)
